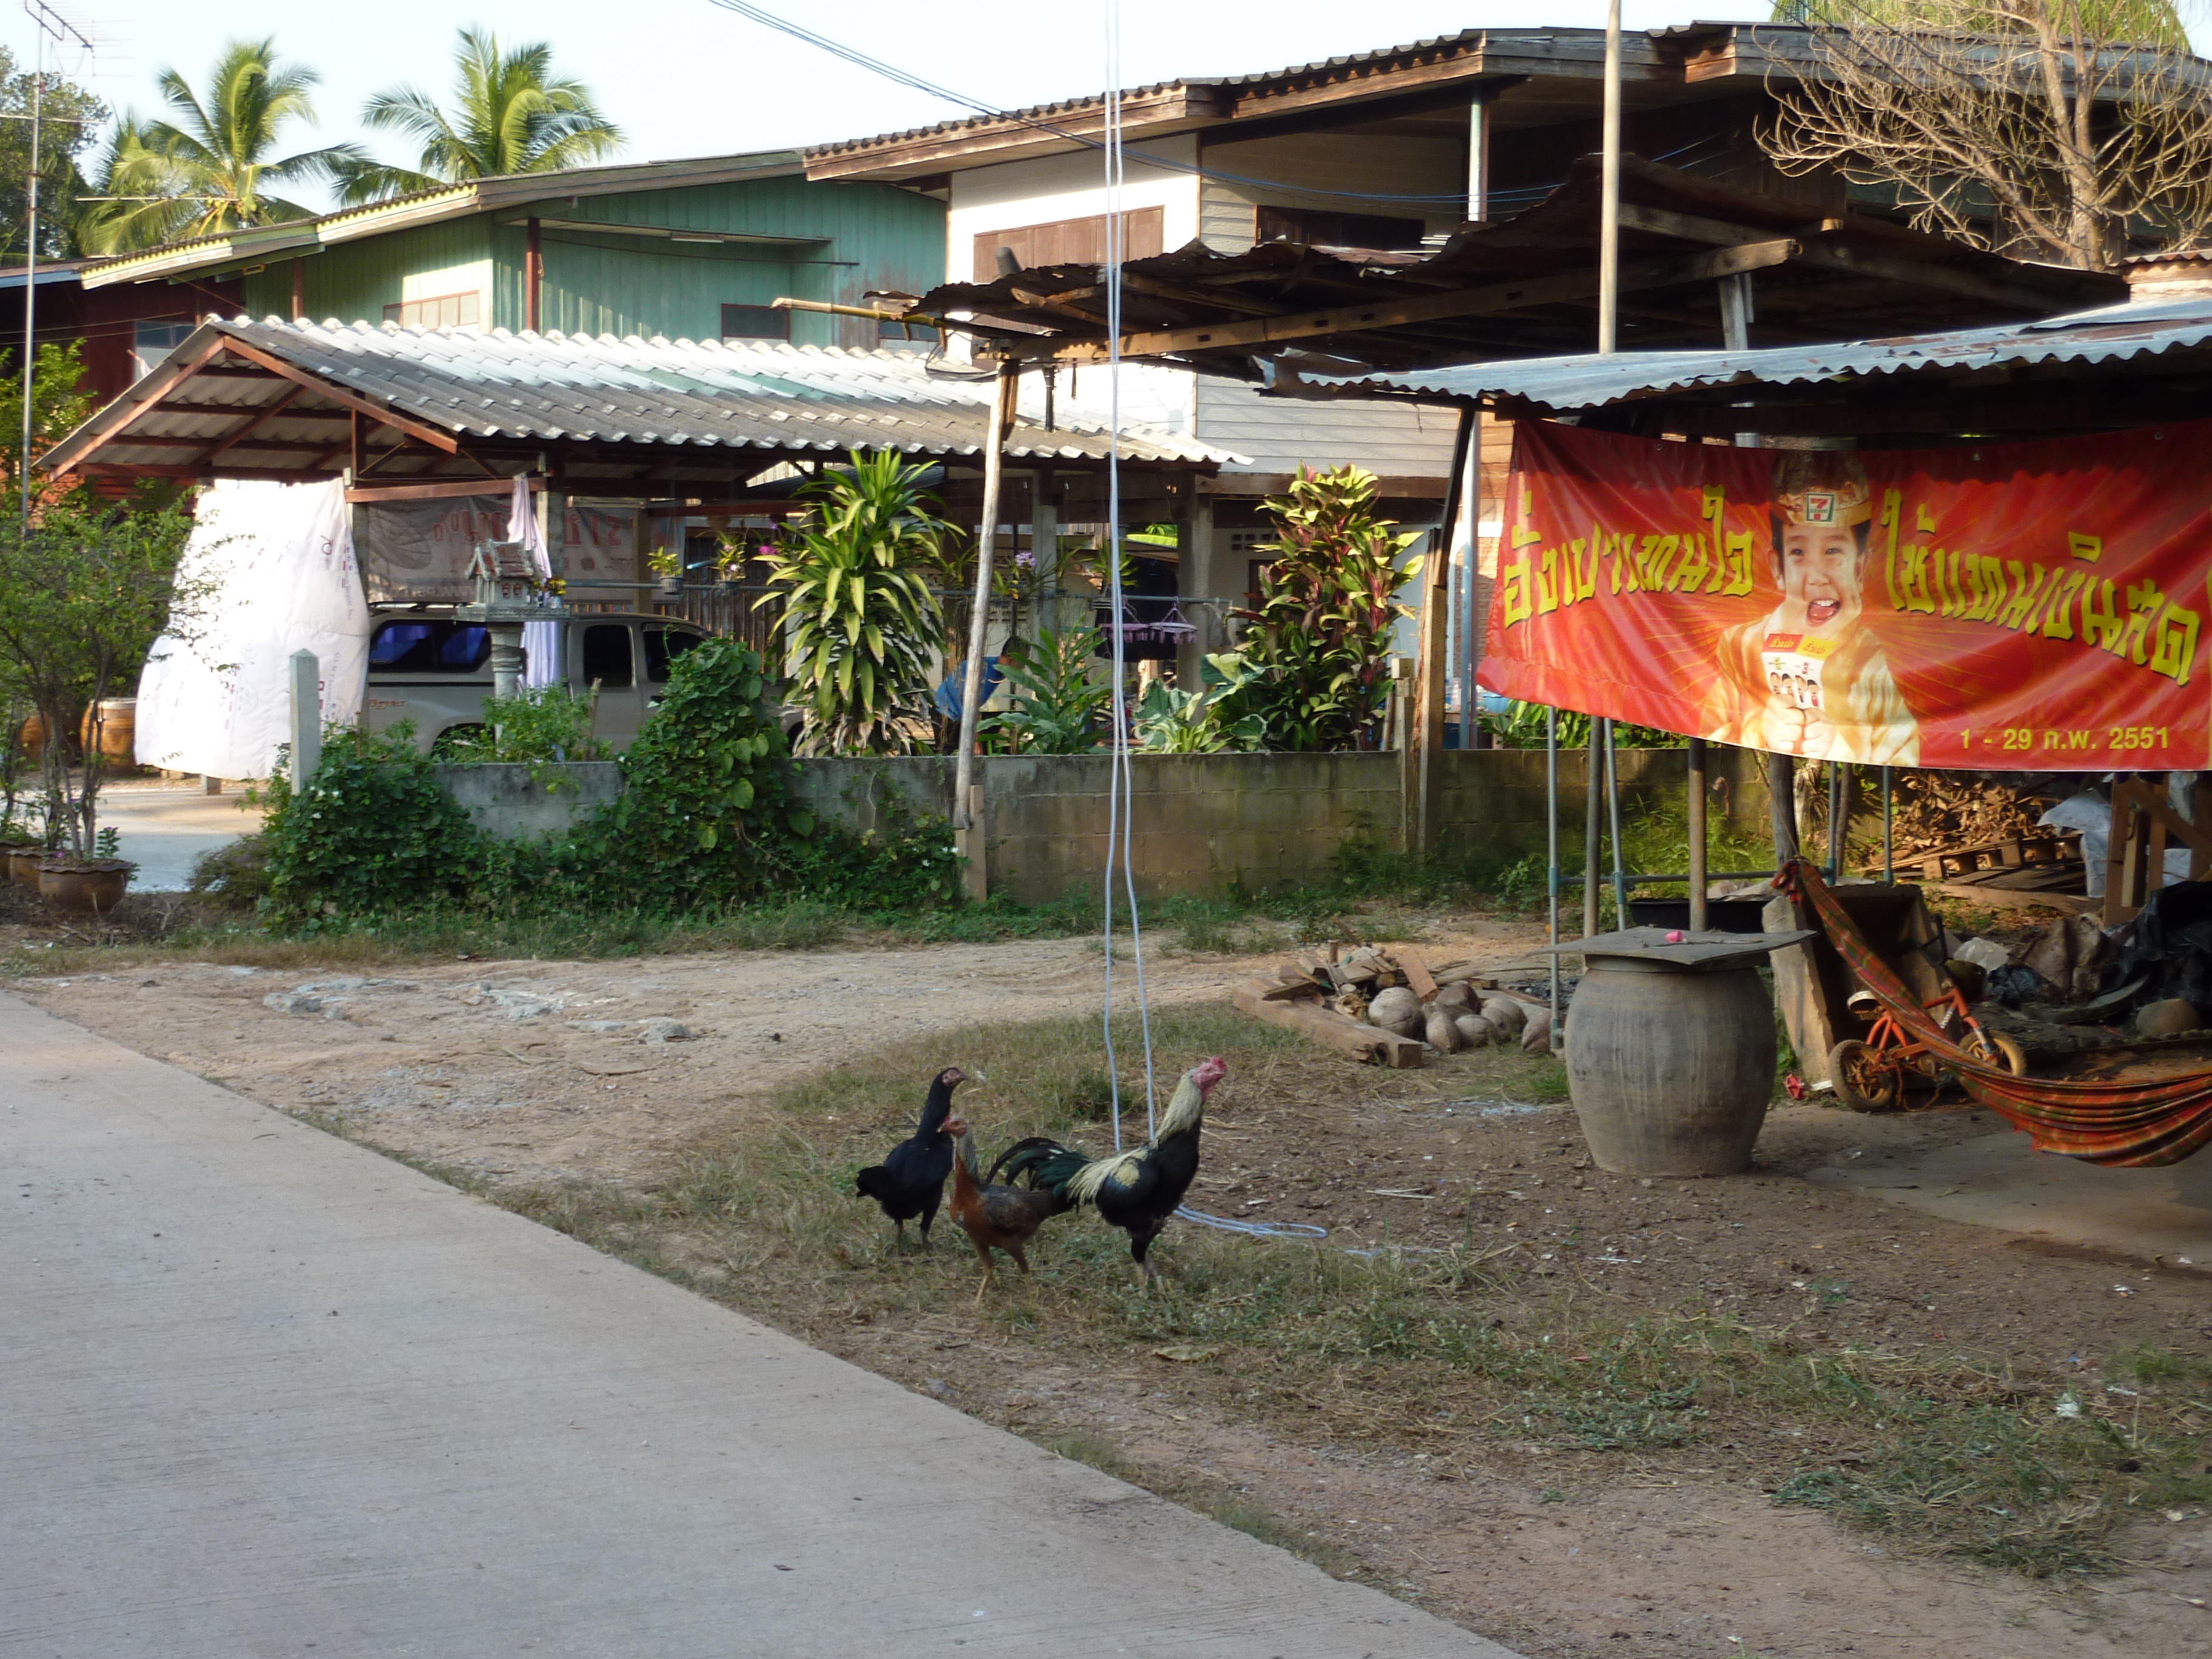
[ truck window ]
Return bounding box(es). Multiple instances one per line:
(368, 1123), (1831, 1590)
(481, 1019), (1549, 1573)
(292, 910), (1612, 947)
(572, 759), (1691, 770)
(582, 623), (634, 688)
(369, 620), (490, 674)
(643, 627), (705, 683)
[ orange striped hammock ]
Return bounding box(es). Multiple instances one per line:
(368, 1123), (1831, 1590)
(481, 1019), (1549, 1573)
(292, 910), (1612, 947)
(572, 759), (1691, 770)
(1780, 860), (2212, 1167)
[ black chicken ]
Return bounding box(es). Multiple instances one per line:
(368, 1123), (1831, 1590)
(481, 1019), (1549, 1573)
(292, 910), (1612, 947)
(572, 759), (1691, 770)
(854, 1066), (965, 1248)
(988, 1056), (1225, 1285)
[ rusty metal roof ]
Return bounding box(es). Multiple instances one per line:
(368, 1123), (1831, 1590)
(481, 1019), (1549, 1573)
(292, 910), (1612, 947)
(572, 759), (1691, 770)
(39, 318), (1238, 488)
(917, 157), (2120, 375)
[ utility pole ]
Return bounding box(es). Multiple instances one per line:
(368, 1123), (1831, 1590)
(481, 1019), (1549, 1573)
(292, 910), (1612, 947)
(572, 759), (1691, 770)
(1598, 0), (1622, 355)
(18, 2), (95, 527)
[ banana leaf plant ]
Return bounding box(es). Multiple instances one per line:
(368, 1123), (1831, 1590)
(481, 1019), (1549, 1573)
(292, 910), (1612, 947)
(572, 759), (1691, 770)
(754, 452), (948, 756)
(1135, 652), (1267, 753)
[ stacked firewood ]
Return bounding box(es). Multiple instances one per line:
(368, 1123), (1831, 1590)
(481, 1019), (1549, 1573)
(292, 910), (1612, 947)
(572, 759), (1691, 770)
(1884, 771), (2053, 863)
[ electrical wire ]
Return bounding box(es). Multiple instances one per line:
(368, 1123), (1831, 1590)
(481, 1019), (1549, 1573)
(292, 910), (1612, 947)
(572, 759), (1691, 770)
(705, 0), (1479, 209)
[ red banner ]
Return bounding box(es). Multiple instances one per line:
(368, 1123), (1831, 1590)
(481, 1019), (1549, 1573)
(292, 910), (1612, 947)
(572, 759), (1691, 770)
(1481, 420), (2212, 771)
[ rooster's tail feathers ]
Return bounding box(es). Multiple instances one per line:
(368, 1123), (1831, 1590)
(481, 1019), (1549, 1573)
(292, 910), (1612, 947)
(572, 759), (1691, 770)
(989, 1136), (1091, 1198)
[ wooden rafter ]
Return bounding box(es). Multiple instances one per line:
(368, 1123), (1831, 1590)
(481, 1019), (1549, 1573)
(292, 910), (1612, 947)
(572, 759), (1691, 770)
(1024, 241), (1801, 364)
(199, 385), (307, 464)
(212, 337), (460, 455)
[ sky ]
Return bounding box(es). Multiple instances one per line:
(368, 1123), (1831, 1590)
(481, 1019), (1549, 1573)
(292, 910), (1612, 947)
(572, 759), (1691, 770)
(4, 1), (1771, 211)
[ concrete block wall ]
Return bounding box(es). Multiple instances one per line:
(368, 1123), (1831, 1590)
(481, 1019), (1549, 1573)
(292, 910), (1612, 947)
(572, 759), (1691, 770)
(790, 745), (1777, 906)
(434, 762), (626, 842)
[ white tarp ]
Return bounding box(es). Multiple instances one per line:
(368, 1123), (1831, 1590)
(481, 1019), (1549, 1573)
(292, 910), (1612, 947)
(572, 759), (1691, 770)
(135, 479), (371, 780)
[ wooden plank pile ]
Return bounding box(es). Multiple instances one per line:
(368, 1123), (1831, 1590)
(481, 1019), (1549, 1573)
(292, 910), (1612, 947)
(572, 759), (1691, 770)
(1232, 943), (1549, 1068)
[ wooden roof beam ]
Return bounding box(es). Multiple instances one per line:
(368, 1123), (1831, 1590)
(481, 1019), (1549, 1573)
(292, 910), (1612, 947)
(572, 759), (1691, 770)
(212, 337), (461, 455)
(1027, 240), (1800, 364)
(1614, 202), (2074, 313)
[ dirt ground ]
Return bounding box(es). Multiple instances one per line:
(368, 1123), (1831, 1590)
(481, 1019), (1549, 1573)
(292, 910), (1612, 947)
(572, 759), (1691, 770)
(12, 922), (2212, 1659)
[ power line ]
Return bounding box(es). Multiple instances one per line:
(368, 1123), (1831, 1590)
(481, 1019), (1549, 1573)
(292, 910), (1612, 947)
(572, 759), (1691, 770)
(703, 0), (1481, 209)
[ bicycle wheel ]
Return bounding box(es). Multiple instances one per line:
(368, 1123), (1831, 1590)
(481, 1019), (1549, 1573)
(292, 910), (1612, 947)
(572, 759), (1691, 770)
(1830, 1039), (1901, 1111)
(1962, 1028), (2029, 1077)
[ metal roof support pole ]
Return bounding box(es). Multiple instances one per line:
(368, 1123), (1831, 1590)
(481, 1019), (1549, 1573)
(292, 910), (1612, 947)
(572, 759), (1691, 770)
(954, 361), (1019, 853)
(16, 34), (39, 526)
(1597, 0), (1622, 355)
(1583, 737), (1603, 939)
(1466, 87), (1495, 223)
(1687, 737), (1709, 931)
(1604, 717), (1629, 925)
(1546, 705), (1561, 1037)
(526, 218), (543, 334)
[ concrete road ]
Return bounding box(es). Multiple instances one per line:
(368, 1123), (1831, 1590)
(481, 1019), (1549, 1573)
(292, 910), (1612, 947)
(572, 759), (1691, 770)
(96, 785), (264, 891)
(0, 991), (1517, 1659)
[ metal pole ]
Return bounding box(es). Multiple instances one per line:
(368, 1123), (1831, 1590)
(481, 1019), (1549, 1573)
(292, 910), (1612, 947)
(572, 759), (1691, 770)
(1881, 763), (1894, 883)
(1597, 0), (1622, 355)
(1829, 761), (1851, 880)
(953, 361), (1018, 830)
(18, 35), (41, 525)
(1583, 726), (1603, 938)
(1546, 705), (1560, 1031)
(1687, 736), (1708, 931)
(1604, 717), (1628, 926)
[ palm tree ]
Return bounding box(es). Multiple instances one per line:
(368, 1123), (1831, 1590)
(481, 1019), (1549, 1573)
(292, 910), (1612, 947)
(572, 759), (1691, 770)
(79, 40), (361, 255)
(335, 28), (622, 204)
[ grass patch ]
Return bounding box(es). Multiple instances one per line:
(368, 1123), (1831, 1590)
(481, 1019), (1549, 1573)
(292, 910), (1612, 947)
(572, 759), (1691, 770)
(406, 1005), (2208, 1583)
(1045, 1430), (1134, 1480)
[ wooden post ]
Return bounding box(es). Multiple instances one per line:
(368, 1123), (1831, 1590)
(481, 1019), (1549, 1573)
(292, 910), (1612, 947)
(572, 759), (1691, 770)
(954, 362), (1019, 831)
(1030, 468), (1057, 635)
(1687, 737), (1708, 931)
(290, 256), (304, 323)
(526, 217), (543, 333)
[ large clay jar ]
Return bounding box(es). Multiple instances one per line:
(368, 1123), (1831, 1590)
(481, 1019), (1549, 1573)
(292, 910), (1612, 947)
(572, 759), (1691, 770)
(1565, 957), (1776, 1177)
(37, 860), (132, 915)
(79, 699), (136, 764)
(7, 846), (47, 888)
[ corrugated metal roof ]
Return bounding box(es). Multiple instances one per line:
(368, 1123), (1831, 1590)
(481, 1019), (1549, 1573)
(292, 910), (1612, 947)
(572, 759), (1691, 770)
(1285, 294), (2212, 411)
(40, 318), (1241, 479)
(79, 151), (805, 289)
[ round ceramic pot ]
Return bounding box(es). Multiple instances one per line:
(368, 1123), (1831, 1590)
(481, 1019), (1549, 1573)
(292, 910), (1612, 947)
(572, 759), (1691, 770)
(37, 860), (133, 915)
(7, 846), (49, 888)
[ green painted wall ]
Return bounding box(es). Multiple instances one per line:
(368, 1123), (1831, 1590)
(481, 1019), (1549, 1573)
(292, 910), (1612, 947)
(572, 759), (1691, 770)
(239, 177), (942, 350)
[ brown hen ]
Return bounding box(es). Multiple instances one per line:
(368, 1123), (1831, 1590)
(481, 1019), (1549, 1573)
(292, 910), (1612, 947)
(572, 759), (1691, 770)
(944, 1116), (1069, 1302)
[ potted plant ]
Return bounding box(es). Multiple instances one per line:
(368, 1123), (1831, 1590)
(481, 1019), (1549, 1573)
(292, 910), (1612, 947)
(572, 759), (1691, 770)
(38, 825), (134, 913)
(646, 542), (685, 600)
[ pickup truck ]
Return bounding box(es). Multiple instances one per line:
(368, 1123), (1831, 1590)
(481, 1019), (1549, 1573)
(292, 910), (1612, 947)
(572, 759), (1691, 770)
(361, 609), (709, 752)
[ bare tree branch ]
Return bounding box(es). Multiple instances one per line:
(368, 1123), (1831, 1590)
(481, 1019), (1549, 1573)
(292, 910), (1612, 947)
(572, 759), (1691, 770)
(1759, 4), (2212, 269)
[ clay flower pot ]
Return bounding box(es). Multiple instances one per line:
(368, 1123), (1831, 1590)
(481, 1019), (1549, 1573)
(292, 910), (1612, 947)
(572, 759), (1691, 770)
(37, 857), (134, 915)
(5, 845), (48, 888)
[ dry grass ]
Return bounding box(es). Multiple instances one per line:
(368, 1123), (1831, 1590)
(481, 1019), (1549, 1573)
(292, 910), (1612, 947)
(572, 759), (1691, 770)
(305, 1004), (2210, 1583)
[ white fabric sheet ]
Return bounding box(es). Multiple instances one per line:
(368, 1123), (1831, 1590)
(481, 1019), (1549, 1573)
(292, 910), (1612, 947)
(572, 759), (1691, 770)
(512, 477), (562, 691)
(135, 480), (371, 780)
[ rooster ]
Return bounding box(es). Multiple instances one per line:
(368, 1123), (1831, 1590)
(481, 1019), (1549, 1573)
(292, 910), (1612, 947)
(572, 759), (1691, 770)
(989, 1056), (1226, 1285)
(943, 1116), (1068, 1303)
(854, 1066), (964, 1248)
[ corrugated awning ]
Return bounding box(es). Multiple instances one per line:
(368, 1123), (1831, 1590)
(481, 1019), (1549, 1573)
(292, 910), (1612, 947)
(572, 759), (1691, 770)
(1275, 293), (2212, 440)
(39, 318), (1239, 489)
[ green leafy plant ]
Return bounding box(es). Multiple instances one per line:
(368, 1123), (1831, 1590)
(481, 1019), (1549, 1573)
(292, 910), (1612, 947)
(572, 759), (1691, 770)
(988, 627), (1110, 754)
(1135, 652), (1267, 754)
(439, 684), (604, 774)
(255, 722), (482, 928)
(1231, 464), (1418, 751)
(645, 542), (682, 578)
(595, 635), (813, 903)
(0, 483), (200, 860)
(757, 451), (948, 756)
(1483, 700), (1686, 750)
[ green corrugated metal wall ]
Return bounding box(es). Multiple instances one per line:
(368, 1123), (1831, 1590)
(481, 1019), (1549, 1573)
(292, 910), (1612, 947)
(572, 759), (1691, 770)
(238, 178), (942, 350)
